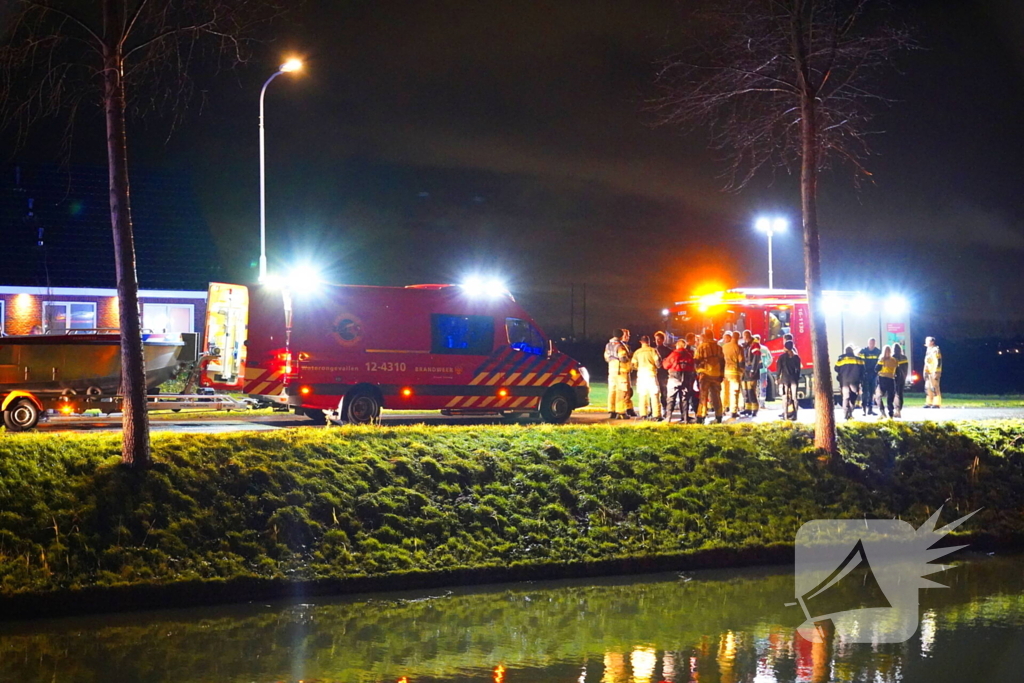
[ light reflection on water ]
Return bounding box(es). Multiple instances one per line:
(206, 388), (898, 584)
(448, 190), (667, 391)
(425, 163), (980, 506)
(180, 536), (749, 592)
(1, 554), (1023, 682)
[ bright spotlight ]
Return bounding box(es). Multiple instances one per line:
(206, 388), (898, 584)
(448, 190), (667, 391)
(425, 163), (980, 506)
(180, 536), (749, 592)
(851, 294), (872, 315)
(280, 58), (303, 73)
(821, 294), (842, 312)
(884, 295), (908, 315)
(755, 217), (771, 233)
(461, 276), (507, 298)
(772, 217), (787, 232)
(661, 308), (670, 317)
(262, 273), (287, 290)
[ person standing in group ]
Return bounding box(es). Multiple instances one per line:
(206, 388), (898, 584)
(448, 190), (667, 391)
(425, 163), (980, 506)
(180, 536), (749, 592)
(893, 342), (909, 418)
(721, 331), (744, 418)
(605, 329), (634, 419)
(653, 331), (672, 417)
(924, 336), (942, 408)
(875, 345), (899, 418)
(694, 327), (725, 424)
(741, 330), (761, 417)
(663, 338), (696, 423)
(684, 332), (700, 420)
(632, 335), (664, 420)
(756, 335), (771, 409)
(835, 345), (865, 421)
(858, 338), (881, 416)
(776, 340), (801, 421)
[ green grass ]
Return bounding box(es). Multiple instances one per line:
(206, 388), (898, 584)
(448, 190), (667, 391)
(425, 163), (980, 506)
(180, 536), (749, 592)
(1, 421), (1023, 609)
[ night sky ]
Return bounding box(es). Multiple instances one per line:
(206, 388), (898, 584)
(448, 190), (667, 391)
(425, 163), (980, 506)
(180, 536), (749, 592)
(8, 0), (1024, 339)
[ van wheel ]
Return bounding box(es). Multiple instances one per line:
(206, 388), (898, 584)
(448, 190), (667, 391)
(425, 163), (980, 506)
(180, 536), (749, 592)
(344, 390), (381, 425)
(4, 399), (41, 431)
(540, 388), (573, 424)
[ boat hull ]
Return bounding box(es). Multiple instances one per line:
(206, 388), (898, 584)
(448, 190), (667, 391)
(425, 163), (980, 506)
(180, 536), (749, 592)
(0, 334), (183, 395)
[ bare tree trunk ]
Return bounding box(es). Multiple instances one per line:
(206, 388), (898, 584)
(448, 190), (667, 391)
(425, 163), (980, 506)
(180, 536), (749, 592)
(800, 95), (837, 455)
(793, 0), (838, 456)
(103, 0), (151, 468)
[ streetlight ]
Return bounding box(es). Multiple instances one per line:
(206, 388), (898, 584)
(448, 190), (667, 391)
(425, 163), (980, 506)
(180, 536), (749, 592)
(755, 216), (787, 289)
(258, 57), (303, 283)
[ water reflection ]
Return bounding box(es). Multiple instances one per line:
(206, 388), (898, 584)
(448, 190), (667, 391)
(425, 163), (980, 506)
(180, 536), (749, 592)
(1, 555), (1023, 682)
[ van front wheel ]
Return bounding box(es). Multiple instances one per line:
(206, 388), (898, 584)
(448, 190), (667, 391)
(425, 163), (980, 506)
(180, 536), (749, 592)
(540, 388), (573, 424)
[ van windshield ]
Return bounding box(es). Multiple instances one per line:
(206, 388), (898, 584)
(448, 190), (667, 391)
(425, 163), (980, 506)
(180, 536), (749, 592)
(505, 318), (545, 355)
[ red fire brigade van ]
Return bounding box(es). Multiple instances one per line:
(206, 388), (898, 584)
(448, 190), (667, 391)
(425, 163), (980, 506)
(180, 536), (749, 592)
(666, 288), (912, 404)
(201, 282), (590, 423)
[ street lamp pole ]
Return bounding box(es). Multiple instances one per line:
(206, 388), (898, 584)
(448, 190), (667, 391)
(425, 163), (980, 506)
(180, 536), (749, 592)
(258, 58), (303, 283)
(756, 216), (787, 290)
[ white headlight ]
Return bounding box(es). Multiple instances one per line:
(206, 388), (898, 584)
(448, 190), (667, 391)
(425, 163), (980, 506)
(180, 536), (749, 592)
(580, 366), (590, 385)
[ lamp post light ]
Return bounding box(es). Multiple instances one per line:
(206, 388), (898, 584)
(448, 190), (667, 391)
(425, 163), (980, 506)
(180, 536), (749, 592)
(755, 216), (787, 290)
(258, 58), (303, 283)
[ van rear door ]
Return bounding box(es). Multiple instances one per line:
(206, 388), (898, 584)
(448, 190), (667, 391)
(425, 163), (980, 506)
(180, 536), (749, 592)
(203, 283), (249, 389)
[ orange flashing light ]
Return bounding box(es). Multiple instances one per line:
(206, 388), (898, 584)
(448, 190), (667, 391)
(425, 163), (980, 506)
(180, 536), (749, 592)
(494, 665), (506, 683)
(401, 387), (413, 397)
(299, 386), (312, 395)
(497, 388), (509, 398)
(60, 404), (74, 415)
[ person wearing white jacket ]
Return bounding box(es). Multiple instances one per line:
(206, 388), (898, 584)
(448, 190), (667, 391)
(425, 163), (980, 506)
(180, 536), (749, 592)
(631, 335), (663, 420)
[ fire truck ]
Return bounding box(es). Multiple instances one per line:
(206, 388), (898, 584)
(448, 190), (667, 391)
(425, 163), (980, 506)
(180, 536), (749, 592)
(666, 288), (912, 404)
(200, 281), (591, 423)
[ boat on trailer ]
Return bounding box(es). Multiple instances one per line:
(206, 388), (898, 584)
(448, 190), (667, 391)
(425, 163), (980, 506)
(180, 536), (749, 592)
(0, 330), (185, 430)
(0, 331), (184, 395)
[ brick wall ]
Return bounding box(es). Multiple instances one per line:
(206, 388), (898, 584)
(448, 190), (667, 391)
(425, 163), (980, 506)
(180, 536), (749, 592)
(1, 292), (206, 337)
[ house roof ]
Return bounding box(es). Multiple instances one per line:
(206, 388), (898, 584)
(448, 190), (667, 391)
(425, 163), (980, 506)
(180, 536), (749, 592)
(0, 164), (220, 291)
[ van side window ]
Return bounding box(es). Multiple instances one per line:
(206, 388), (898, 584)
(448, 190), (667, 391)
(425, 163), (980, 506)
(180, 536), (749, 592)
(505, 317), (545, 355)
(431, 314), (495, 355)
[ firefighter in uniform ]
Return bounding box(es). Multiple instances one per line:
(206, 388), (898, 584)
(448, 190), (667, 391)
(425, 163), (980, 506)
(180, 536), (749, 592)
(858, 338), (881, 416)
(694, 327), (725, 423)
(924, 336), (942, 408)
(721, 331), (744, 418)
(631, 335), (663, 420)
(605, 329), (634, 419)
(741, 330), (761, 417)
(834, 345), (865, 421)
(893, 342), (909, 418)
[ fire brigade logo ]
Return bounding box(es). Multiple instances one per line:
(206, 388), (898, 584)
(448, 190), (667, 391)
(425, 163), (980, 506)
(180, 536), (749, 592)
(331, 313), (364, 348)
(790, 508), (977, 644)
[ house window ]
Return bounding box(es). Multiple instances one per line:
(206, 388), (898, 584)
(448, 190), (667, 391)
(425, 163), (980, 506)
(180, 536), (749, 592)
(143, 303), (195, 337)
(43, 301), (97, 333)
(430, 314), (494, 355)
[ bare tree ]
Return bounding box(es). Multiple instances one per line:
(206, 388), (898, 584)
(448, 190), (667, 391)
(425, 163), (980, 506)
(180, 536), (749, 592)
(653, 0), (913, 455)
(0, 0), (284, 466)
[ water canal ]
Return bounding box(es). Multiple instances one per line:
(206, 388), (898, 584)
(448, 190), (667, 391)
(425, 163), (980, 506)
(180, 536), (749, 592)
(1, 554), (1022, 682)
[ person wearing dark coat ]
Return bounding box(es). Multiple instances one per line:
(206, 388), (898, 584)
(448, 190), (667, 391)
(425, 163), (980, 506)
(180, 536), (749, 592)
(776, 340), (802, 421)
(835, 345), (865, 420)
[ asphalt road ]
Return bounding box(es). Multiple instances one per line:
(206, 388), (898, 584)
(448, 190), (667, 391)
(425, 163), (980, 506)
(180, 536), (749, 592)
(35, 404), (1024, 434)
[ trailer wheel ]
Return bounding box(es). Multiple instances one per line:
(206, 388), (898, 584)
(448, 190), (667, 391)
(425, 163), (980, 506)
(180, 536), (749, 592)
(4, 399), (41, 432)
(344, 390), (381, 425)
(540, 388), (573, 424)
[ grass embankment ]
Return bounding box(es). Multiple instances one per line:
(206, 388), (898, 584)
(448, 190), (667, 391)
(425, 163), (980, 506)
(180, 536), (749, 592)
(1, 422), (1023, 617)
